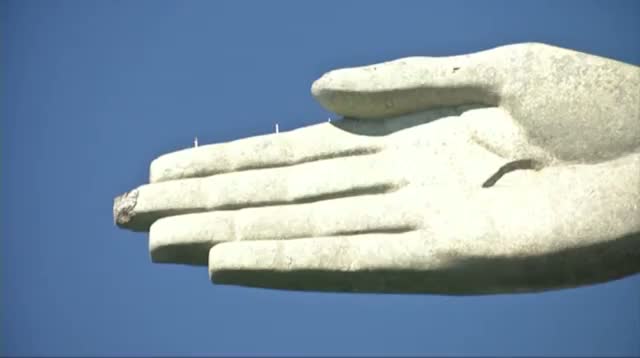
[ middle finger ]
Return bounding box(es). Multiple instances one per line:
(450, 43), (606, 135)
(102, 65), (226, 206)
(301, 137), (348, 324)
(122, 152), (408, 231)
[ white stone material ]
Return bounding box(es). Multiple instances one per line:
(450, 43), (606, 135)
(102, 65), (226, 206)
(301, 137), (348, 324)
(113, 43), (640, 294)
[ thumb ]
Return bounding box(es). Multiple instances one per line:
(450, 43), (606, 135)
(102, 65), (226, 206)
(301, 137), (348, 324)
(311, 44), (518, 119)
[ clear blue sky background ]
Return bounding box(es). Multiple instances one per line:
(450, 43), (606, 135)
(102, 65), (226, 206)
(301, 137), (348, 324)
(2, 0), (639, 356)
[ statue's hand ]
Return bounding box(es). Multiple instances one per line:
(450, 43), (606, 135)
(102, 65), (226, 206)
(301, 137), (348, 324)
(113, 43), (640, 294)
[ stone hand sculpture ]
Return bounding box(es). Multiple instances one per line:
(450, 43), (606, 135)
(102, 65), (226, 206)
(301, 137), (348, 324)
(114, 43), (640, 294)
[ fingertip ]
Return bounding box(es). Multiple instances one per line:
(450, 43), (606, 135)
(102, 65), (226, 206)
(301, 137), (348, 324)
(113, 188), (155, 232)
(310, 72), (329, 98)
(208, 241), (254, 282)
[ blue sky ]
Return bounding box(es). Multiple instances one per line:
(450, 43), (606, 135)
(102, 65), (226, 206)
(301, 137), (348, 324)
(2, 0), (639, 356)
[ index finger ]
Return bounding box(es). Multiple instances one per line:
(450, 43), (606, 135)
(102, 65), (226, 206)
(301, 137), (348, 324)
(150, 121), (382, 183)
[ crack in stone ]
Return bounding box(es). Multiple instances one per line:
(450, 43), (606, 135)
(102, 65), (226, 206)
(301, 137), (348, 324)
(482, 158), (544, 188)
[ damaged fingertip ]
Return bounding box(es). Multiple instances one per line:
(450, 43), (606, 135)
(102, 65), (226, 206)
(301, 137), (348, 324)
(113, 189), (139, 227)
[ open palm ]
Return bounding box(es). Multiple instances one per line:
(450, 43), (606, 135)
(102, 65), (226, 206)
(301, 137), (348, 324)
(114, 43), (640, 294)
